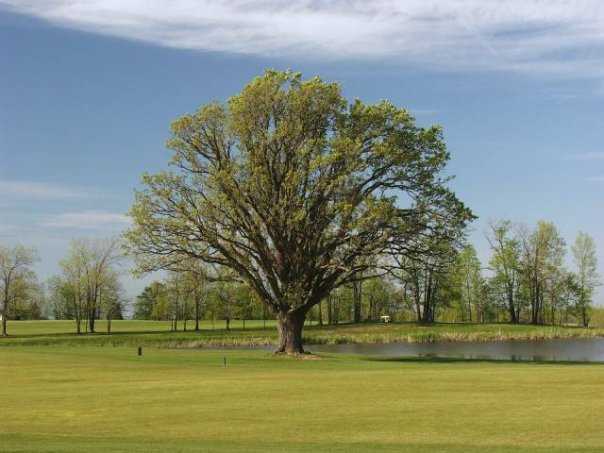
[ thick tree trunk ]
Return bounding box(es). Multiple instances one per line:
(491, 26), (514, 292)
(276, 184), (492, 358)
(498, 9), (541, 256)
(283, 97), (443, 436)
(275, 310), (306, 354)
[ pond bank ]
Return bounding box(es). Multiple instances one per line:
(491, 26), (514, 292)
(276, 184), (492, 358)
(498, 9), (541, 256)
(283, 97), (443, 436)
(2, 320), (603, 349)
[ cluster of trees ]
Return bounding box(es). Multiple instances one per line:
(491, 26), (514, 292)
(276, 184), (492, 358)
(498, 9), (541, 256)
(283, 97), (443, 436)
(133, 270), (265, 331)
(0, 245), (41, 335)
(49, 238), (125, 334)
(1, 71), (600, 349)
(124, 70), (474, 353)
(482, 221), (599, 326)
(122, 70), (602, 352)
(0, 238), (126, 336)
(3, 216), (597, 340)
(132, 219), (599, 330)
(373, 220), (598, 327)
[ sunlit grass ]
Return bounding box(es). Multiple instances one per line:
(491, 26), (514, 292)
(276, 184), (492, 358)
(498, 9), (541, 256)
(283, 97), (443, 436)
(3, 319), (280, 336)
(1, 319), (603, 349)
(1, 346), (604, 452)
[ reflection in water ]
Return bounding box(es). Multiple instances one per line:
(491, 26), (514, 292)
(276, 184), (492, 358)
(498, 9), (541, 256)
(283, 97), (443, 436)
(307, 338), (604, 362)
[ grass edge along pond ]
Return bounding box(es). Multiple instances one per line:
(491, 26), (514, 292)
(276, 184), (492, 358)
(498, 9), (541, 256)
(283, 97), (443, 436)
(1, 320), (604, 349)
(2, 346), (604, 453)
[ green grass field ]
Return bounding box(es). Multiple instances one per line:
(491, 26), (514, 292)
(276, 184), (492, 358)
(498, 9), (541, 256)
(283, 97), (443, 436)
(2, 346), (604, 452)
(1, 319), (603, 348)
(2, 319), (282, 337)
(2, 320), (604, 452)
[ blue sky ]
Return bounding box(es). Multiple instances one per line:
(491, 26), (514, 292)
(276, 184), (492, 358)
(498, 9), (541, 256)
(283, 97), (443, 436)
(0, 1), (603, 303)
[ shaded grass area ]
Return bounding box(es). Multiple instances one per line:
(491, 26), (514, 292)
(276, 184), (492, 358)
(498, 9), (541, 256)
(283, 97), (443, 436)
(1, 320), (603, 348)
(1, 347), (604, 452)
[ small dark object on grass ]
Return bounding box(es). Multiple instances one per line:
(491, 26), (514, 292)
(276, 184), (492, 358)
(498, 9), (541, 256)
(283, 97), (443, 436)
(138, 346), (143, 356)
(223, 356), (227, 367)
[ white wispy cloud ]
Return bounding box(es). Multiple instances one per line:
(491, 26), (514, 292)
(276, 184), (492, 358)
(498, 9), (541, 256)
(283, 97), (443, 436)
(586, 176), (604, 182)
(0, 180), (88, 200)
(2, 0), (604, 76)
(42, 210), (131, 229)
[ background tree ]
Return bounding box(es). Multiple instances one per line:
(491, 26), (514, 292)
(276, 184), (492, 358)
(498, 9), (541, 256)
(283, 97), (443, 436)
(100, 270), (125, 334)
(52, 238), (122, 334)
(543, 262), (569, 325)
(486, 220), (522, 323)
(519, 221), (565, 325)
(79, 238), (122, 333)
(10, 274), (46, 320)
(134, 281), (167, 320)
(164, 273), (184, 331)
(352, 279), (363, 323)
(55, 245), (86, 332)
(48, 275), (76, 320)
(125, 70), (473, 353)
(450, 244), (483, 322)
(213, 276), (239, 331)
(571, 232), (599, 327)
(0, 244), (38, 336)
(393, 238), (461, 323)
(174, 260), (210, 331)
(363, 275), (399, 321)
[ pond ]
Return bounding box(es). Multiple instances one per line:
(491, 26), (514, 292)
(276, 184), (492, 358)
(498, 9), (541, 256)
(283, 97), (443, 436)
(303, 338), (604, 362)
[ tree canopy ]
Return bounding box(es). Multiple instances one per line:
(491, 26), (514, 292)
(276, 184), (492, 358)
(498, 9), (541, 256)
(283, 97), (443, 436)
(125, 70), (473, 353)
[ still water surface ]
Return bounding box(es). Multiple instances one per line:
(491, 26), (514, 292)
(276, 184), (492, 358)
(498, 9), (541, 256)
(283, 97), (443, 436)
(303, 338), (604, 362)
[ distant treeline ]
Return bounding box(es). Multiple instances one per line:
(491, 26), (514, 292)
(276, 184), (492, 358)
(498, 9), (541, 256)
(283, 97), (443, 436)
(0, 219), (599, 336)
(131, 219), (599, 328)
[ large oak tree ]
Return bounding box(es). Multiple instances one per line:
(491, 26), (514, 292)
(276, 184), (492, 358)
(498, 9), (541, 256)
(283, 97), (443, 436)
(125, 70), (473, 353)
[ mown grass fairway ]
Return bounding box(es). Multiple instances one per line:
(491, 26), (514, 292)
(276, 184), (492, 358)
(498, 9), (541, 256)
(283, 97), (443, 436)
(1, 346), (604, 452)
